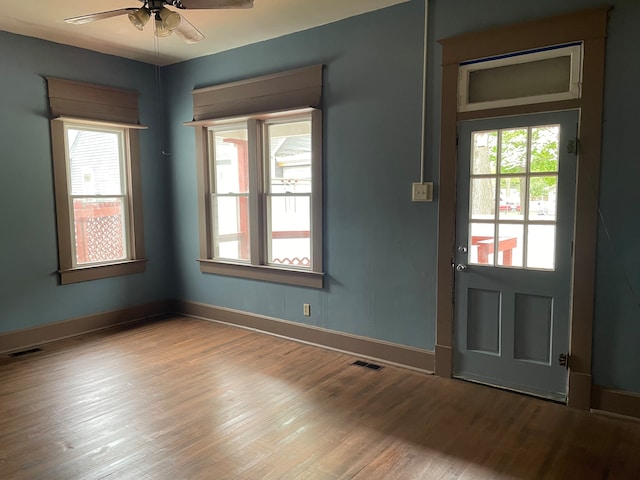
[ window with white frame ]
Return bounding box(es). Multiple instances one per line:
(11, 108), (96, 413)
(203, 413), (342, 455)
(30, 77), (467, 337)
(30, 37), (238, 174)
(65, 124), (130, 266)
(458, 43), (583, 112)
(190, 65), (324, 288)
(47, 78), (146, 284)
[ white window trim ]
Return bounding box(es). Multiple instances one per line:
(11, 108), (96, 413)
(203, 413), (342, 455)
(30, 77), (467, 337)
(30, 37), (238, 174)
(194, 108), (324, 288)
(458, 44), (583, 112)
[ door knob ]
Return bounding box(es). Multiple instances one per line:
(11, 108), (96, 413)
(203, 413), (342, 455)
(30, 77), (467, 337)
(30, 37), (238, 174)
(456, 264), (467, 272)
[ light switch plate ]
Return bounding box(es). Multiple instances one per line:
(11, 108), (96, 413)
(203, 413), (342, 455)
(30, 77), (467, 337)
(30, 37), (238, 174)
(412, 182), (433, 202)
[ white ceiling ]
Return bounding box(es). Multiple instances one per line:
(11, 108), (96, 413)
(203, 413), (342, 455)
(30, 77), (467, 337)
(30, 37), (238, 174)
(0, 0), (412, 66)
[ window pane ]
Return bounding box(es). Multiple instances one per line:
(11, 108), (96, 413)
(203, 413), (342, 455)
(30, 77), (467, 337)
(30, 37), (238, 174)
(67, 128), (123, 195)
(212, 128), (249, 194)
(472, 131), (497, 174)
(267, 120), (312, 194)
(468, 56), (572, 104)
(268, 195), (311, 267)
(500, 128), (527, 174)
(527, 225), (556, 270)
(470, 178), (496, 220)
(530, 126), (559, 172)
(213, 195), (250, 261)
(529, 175), (558, 220)
(469, 222), (495, 266)
(499, 177), (524, 220)
(73, 197), (127, 264)
(497, 223), (523, 267)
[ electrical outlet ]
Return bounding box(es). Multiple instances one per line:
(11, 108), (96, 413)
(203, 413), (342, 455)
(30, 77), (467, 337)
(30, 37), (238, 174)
(412, 182), (433, 202)
(303, 304), (311, 317)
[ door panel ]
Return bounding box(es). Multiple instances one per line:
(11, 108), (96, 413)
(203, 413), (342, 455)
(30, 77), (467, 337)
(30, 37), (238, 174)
(453, 111), (578, 401)
(513, 293), (552, 363)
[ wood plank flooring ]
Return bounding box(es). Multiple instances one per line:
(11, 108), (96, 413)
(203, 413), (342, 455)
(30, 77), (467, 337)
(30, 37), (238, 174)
(1, 316), (639, 479)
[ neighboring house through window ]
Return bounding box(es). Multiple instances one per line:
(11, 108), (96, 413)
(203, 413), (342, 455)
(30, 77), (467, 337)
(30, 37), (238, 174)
(47, 78), (147, 284)
(189, 65), (324, 288)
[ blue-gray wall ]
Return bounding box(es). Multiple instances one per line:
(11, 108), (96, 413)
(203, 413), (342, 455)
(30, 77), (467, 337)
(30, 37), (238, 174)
(163, 0), (435, 350)
(0, 32), (174, 331)
(1, 0), (639, 394)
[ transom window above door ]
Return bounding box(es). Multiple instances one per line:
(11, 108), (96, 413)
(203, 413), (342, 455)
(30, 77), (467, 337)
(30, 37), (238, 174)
(468, 124), (561, 270)
(458, 43), (583, 112)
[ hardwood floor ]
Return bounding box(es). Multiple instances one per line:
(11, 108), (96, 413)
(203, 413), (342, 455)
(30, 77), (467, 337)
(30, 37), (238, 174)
(1, 316), (639, 479)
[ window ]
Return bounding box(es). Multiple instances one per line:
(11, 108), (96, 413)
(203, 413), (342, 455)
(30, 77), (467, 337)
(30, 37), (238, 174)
(48, 78), (146, 284)
(458, 44), (582, 112)
(190, 65), (324, 287)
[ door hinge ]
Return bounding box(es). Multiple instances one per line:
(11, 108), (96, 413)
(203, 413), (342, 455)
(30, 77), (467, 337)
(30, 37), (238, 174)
(566, 138), (578, 155)
(559, 353), (570, 369)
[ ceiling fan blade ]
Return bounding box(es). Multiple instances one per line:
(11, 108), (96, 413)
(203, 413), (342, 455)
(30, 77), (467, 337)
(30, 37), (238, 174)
(174, 15), (206, 44)
(65, 8), (138, 25)
(177, 0), (253, 9)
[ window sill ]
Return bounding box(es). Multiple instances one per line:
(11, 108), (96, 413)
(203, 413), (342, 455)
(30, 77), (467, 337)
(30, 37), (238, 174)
(59, 259), (147, 285)
(198, 259), (324, 289)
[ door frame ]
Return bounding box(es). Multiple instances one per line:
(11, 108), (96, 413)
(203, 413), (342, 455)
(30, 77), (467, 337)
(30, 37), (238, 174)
(435, 7), (610, 409)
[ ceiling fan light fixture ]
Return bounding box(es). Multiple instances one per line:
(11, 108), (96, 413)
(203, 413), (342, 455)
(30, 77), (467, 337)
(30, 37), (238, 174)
(128, 7), (151, 31)
(154, 15), (172, 37)
(158, 7), (181, 31)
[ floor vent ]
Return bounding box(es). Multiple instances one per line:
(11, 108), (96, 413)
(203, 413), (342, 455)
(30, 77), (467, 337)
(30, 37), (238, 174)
(8, 347), (42, 358)
(353, 360), (383, 370)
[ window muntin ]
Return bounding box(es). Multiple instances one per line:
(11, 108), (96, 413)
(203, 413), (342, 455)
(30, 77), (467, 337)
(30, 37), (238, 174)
(65, 124), (130, 267)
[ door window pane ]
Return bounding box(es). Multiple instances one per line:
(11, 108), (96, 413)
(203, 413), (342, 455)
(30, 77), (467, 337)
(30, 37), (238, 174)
(500, 129), (527, 174)
(527, 225), (556, 270)
(530, 126), (559, 172)
(528, 175), (558, 220)
(469, 222), (495, 266)
(470, 178), (496, 220)
(499, 176), (524, 220)
(472, 131), (497, 174)
(497, 223), (523, 267)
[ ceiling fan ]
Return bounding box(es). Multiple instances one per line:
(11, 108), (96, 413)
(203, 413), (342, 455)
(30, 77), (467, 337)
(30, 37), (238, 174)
(64, 0), (254, 44)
